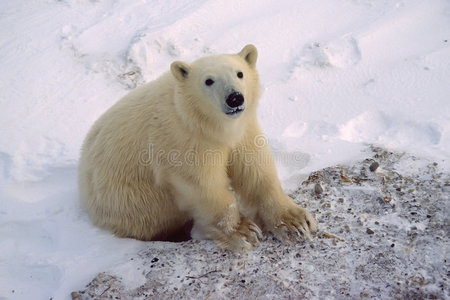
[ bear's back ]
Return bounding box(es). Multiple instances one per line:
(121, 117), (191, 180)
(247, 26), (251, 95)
(79, 73), (177, 179)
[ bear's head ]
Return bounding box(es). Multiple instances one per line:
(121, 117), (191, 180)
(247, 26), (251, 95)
(171, 45), (260, 122)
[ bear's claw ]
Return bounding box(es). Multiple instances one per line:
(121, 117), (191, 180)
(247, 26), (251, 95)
(215, 217), (262, 253)
(269, 205), (317, 244)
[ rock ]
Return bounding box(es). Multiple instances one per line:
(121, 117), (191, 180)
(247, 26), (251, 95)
(314, 183), (323, 194)
(366, 228), (375, 234)
(369, 162), (379, 172)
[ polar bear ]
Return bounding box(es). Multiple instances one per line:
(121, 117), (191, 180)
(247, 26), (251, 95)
(78, 45), (317, 252)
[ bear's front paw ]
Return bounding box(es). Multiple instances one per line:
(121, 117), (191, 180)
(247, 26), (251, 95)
(215, 217), (262, 253)
(268, 204), (317, 243)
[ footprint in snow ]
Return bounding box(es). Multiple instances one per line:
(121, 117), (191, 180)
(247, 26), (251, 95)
(292, 35), (361, 71)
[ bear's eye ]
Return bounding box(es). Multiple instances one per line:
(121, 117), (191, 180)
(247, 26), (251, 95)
(237, 71), (243, 79)
(205, 79), (215, 86)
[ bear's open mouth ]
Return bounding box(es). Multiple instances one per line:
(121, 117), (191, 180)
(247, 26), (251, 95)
(225, 106), (245, 117)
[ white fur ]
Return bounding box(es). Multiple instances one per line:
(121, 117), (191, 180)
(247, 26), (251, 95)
(78, 45), (317, 252)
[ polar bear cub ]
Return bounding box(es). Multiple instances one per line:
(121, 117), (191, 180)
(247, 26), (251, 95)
(78, 45), (317, 252)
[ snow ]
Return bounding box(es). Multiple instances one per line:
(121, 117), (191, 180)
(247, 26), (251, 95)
(0, 0), (449, 299)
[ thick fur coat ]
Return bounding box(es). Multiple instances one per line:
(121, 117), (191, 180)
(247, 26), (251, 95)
(78, 45), (317, 252)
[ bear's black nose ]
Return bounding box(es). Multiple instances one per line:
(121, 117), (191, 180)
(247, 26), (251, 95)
(226, 92), (244, 108)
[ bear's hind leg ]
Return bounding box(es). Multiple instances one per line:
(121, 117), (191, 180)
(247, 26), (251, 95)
(90, 181), (190, 242)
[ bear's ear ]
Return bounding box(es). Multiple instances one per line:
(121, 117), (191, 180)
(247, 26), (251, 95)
(171, 61), (191, 81)
(238, 44), (258, 68)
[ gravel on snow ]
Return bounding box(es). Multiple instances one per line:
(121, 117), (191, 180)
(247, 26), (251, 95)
(73, 146), (449, 299)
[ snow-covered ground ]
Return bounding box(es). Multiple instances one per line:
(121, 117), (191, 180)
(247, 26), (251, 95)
(0, 0), (449, 299)
(72, 147), (450, 299)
